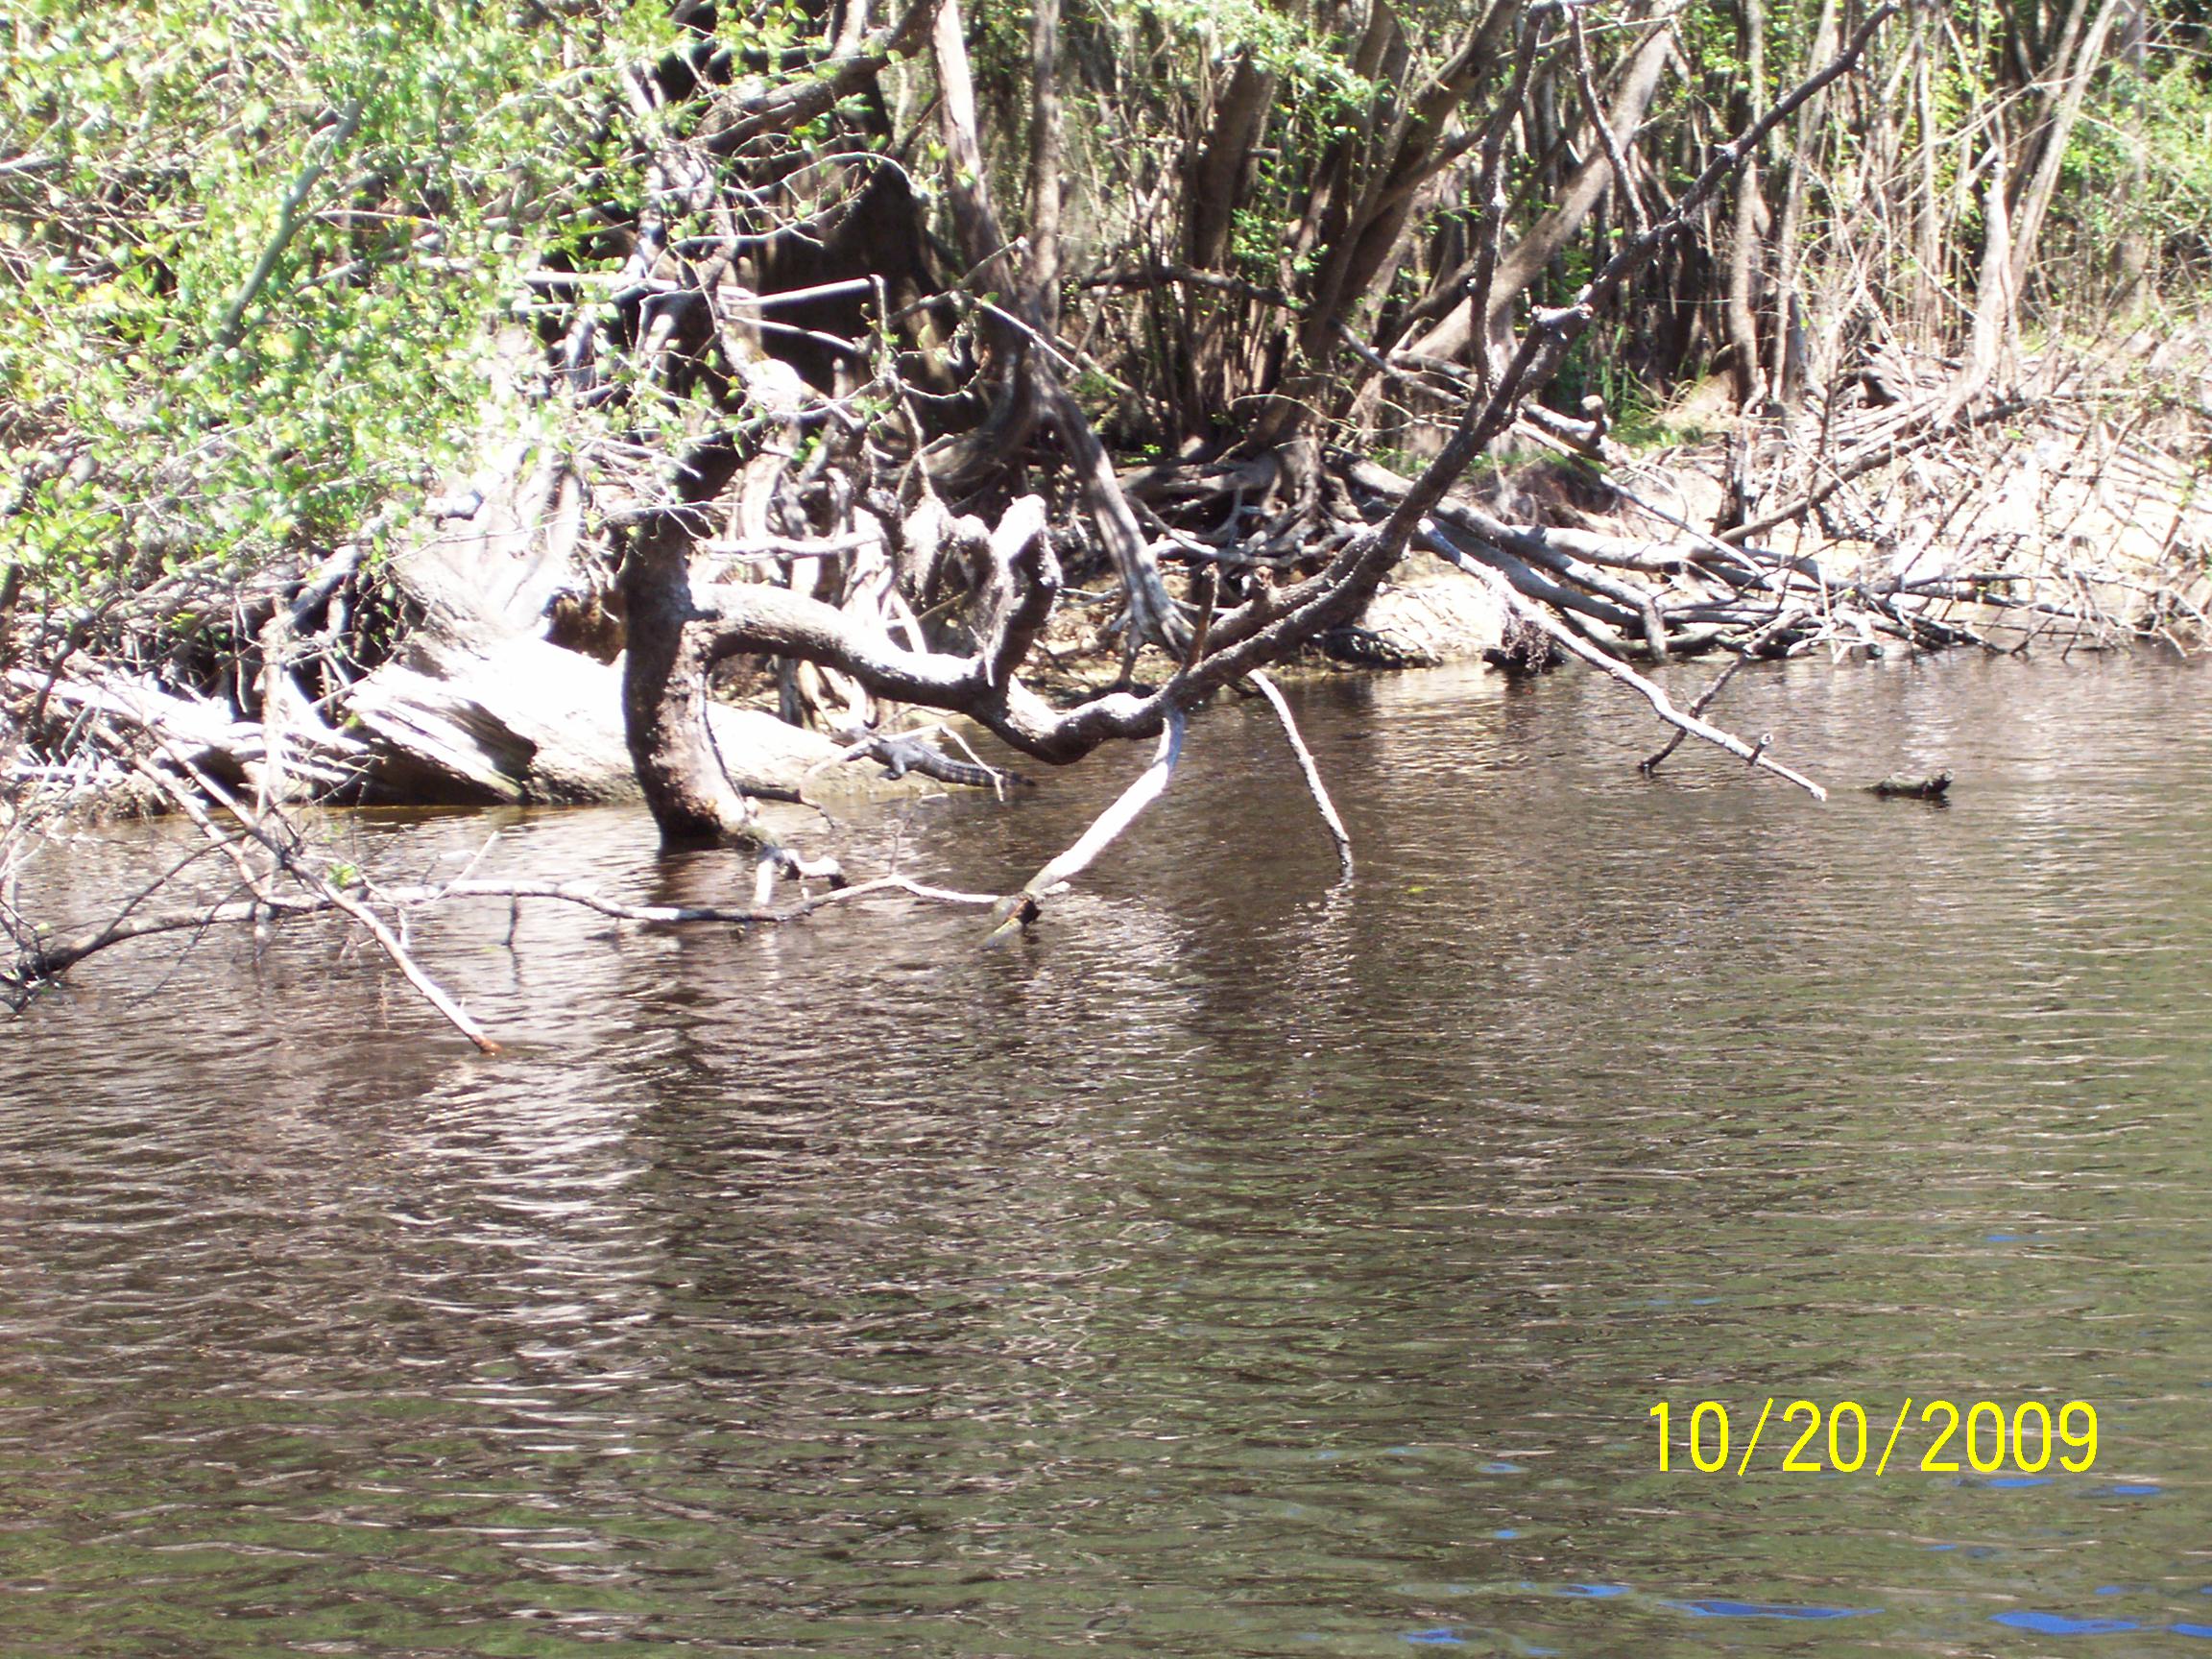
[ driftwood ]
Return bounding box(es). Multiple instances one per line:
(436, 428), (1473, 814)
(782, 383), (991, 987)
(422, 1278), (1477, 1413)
(13, 874), (998, 985)
(8, 862), (998, 1021)
(2, 731), (993, 1047)
(1640, 659), (1746, 775)
(7, 665), (370, 802)
(347, 635), (843, 805)
(6, 632), (878, 815)
(985, 708), (1186, 942)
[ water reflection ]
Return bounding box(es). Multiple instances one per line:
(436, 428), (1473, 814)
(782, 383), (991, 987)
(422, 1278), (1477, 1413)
(4, 651), (2211, 1655)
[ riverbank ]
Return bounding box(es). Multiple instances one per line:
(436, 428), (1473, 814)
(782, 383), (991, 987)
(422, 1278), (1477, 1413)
(9, 309), (2211, 847)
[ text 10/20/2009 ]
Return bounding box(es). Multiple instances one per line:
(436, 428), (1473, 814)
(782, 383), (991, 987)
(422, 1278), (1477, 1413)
(1648, 1399), (2098, 1476)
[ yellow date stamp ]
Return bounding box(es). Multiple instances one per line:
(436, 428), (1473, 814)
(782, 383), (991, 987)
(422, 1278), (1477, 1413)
(1648, 1398), (2099, 1476)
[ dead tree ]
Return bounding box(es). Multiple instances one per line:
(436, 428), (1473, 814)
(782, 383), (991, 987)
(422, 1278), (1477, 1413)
(611, 5), (1904, 861)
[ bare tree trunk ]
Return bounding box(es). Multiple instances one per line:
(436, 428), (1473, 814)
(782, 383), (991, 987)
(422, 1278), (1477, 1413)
(2007, 0), (2120, 291)
(1184, 51), (1275, 273)
(1025, 0), (1064, 334)
(1946, 159), (2016, 413)
(621, 511), (757, 847)
(1243, 0), (1520, 450)
(1946, 0), (2115, 416)
(1399, 17), (1673, 365)
(2109, 0), (2151, 309)
(1912, 18), (1943, 342)
(1177, 49), (1276, 440)
(930, 0), (1021, 343)
(1767, 0), (1836, 404)
(1723, 0), (1767, 409)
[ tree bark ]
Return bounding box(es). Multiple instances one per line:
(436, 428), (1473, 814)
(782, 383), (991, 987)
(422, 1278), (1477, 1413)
(1723, 0), (1767, 409)
(620, 513), (757, 846)
(1024, 0), (1064, 334)
(1184, 51), (1275, 272)
(1399, 18), (1673, 365)
(1948, 0), (2117, 415)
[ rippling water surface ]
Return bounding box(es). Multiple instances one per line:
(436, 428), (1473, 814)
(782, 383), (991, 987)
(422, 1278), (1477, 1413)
(6, 651), (2212, 1657)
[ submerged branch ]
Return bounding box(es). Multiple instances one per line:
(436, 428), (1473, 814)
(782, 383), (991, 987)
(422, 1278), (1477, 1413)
(10, 874), (998, 1003)
(987, 708), (1187, 942)
(1251, 671), (1355, 881)
(1431, 544), (1829, 800)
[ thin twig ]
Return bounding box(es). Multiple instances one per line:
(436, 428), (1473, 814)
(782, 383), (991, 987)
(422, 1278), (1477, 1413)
(16, 874), (998, 988)
(1640, 656), (1744, 773)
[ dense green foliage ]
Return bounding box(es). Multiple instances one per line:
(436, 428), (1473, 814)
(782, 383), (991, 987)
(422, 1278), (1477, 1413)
(0, 0), (674, 597)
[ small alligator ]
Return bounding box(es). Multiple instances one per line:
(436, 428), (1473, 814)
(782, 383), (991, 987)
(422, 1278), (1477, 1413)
(1868, 769), (1952, 800)
(834, 727), (1025, 789)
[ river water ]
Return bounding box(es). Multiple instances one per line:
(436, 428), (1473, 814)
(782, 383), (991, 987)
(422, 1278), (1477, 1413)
(5, 651), (2211, 1657)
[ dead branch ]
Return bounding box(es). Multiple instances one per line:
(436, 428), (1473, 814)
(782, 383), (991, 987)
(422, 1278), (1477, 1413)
(11, 874), (998, 994)
(1721, 397), (2031, 544)
(1431, 542), (1828, 799)
(1640, 656), (1745, 773)
(125, 747), (503, 1053)
(1250, 671), (1355, 880)
(986, 707), (1186, 942)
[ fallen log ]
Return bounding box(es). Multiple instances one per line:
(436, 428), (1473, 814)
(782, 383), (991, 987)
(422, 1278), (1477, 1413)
(1427, 541), (1829, 800)
(7, 665), (369, 801)
(343, 634), (844, 805)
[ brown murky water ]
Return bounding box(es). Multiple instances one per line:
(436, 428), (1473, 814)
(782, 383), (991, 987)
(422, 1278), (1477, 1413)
(5, 651), (2212, 1657)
